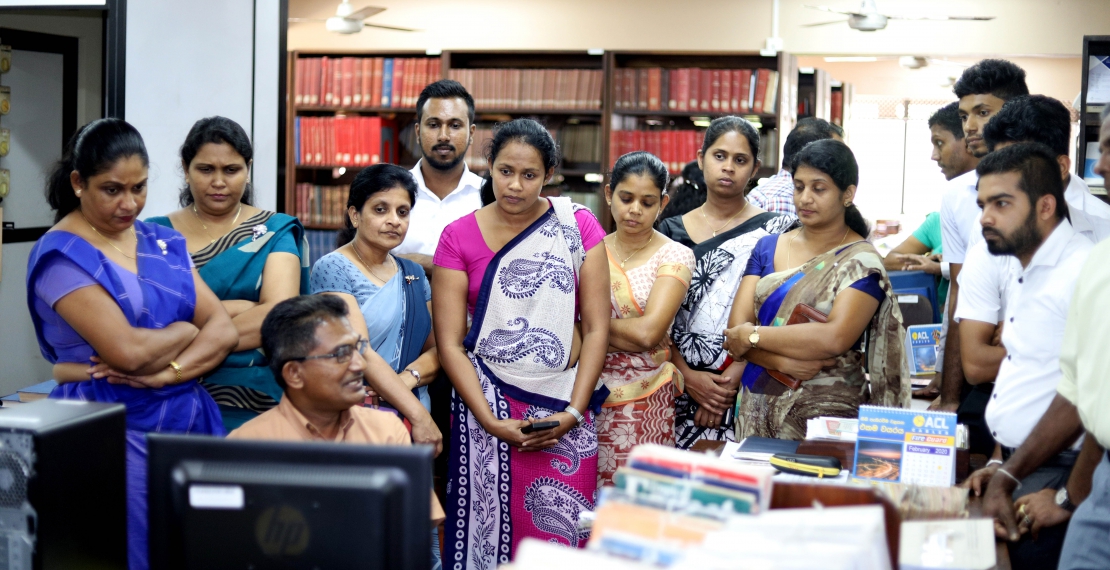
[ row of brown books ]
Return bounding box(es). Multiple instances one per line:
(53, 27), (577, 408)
(293, 183), (349, 227)
(447, 68), (603, 111)
(612, 67), (780, 115)
(464, 124), (603, 172)
(294, 56), (441, 109)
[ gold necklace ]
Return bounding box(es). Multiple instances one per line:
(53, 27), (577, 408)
(699, 201), (748, 237)
(81, 212), (137, 260)
(612, 231), (654, 268)
(192, 203), (242, 244)
(787, 226), (851, 269)
(351, 241), (394, 283)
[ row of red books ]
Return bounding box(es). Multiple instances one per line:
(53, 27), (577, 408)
(830, 90), (844, 126)
(294, 56), (441, 109)
(294, 116), (400, 167)
(612, 68), (780, 115)
(293, 184), (349, 227)
(609, 130), (706, 175)
(447, 68), (603, 111)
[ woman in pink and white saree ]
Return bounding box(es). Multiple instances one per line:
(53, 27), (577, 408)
(432, 119), (610, 570)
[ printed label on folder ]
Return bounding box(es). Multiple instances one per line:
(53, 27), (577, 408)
(853, 405), (956, 487)
(905, 324), (942, 375)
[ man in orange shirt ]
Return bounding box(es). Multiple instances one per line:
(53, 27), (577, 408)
(229, 294), (444, 570)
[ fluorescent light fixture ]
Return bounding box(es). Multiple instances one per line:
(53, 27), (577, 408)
(823, 57), (878, 63)
(799, 67), (815, 74)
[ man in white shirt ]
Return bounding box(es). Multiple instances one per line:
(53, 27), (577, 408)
(394, 80), (484, 276)
(957, 95), (1110, 388)
(934, 59), (1029, 413)
(959, 143), (1092, 569)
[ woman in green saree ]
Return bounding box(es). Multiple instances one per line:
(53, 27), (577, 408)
(148, 116), (309, 430)
(724, 140), (909, 440)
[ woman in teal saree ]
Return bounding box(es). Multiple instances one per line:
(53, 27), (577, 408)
(148, 117), (309, 430)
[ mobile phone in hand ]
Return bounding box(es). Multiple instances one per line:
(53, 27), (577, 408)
(520, 420), (560, 434)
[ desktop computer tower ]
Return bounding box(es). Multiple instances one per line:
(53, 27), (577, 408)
(0, 399), (126, 569)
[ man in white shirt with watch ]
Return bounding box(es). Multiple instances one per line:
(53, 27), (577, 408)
(394, 80), (484, 277)
(959, 143), (1092, 570)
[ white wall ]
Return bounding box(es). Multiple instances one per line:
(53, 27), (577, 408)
(125, 0), (281, 217)
(288, 0), (1110, 57)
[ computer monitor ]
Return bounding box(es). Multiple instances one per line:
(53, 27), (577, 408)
(147, 434), (432, 570)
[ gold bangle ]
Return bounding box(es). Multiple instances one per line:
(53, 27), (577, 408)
(168, 361), (182, 384)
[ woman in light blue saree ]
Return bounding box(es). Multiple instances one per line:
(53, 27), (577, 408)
(31, 119), (236, 570)
(146, 117), (309, 430)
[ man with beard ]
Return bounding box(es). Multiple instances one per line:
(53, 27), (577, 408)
(959, 143), (1092, 569)
(394, 80), (483, 277)
(934, 60), (1028, 414)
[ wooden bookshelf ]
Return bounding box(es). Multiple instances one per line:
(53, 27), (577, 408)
(607, 51), (798, 178)
(797, 68), (831, 121)
(1078, 36), (1110, 195)
(282, 49), (805, 230)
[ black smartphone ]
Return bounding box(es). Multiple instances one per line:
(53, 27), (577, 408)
(520, 420), (560, 434)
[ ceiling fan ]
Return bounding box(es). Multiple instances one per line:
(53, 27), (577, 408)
(804, 0), (994, 32)
(288, 1), (419, 34)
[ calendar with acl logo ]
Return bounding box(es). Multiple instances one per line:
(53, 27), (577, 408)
(852, 405), (957, 487)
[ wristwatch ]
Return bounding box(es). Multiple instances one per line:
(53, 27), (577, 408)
(747, 325), (761, 349)
(404, 368), (421, 388)
(1056, 487), (1077, 512)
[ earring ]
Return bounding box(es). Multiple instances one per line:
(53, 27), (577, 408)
(75, 190), (82, 197)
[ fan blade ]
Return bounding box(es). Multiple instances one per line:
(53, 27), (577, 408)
(363, 22), (420, 32)
(804, 19), (850, 27)
(885, 14), (994, 21)
(287, 17), (328, 22)
(346, 5), (386, 21)
(804, 5), (865, 17)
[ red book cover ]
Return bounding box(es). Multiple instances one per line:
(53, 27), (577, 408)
(647, 68), (662, 111)
(729, 70), (740, 113)
(647, 130), (660, 158)
(366, 116), (382, 164)
(637, 69), (649, 111)
(340, 57), (353, 107)
(352, 58), (363, 107)
(294, 58), (304, 106)
(391, 58), (404, 109)
(675, 69), (688, 111)
(301, 118), (311, 165)
(332, 58), (343, 107)
(623, 69), (634, 110)
(710, 69), (721, 111)
(738, 69), (753, 112)
(720, 70), (732, 113)
(359, 58), (371, 108)
(831, 90), (843, 125)
(371, 58), (383, 107)
(688, 69), (700, 113)
(320, 57), (332, 105)
(305, 59), (315, 105)
(699, 69), (711, 111)
(753, 69), (769, 114)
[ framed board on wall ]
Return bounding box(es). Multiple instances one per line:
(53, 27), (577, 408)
(0, 26), (78, 243)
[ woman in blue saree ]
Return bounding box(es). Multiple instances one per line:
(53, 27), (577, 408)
(311, 163), (442, 449)
(29, 119), (237, 569)
(146, 117), (309, 430)
(724, 140), (909, 440)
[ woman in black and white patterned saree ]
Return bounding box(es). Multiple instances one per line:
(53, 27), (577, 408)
(657, 117), (795, 449)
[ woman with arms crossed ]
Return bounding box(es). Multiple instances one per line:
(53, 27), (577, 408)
(725, 139), (909, 440)
(29, 119), (236, 569)
(145, 117), (308, 430)
(597, 151), (694, 486)
(657, 116), (796, 448)
(312, 163), (442, 451)
(433, 118), (609, 567)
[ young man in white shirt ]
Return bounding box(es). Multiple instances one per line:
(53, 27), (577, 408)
(394, 80), (484, 276)
(957, 95), (1110, 390)
(934, 59), (1029, 413)
(959, 143), (1092, 570)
